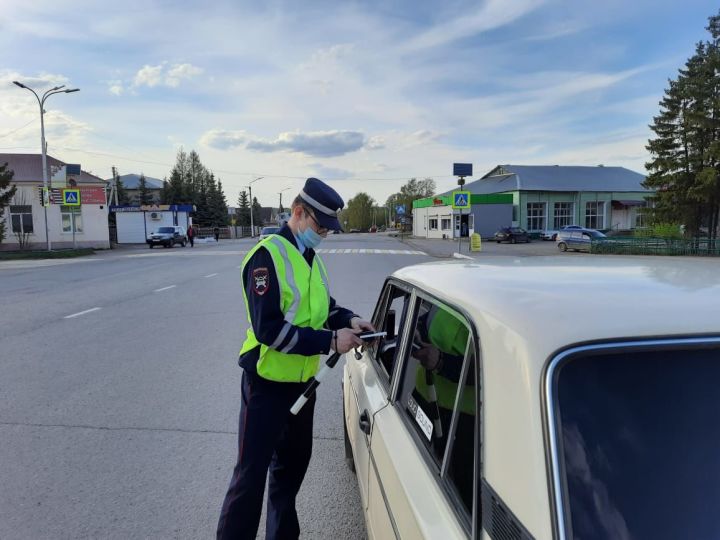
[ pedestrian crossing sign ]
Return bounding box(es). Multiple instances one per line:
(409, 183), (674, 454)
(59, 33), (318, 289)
(452, 191), (470, 209)
(62, 189), (81, 206)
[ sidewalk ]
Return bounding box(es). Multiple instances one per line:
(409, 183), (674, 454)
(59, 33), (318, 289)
(400, 236), (478, 259)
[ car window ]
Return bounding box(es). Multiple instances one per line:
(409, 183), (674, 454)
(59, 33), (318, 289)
(446, 347), (476, 517)
(158, 227), (174, 233)
(368, 283), (412, 382)
(552, 345), (720, 540)
(397, 298), (471, 467)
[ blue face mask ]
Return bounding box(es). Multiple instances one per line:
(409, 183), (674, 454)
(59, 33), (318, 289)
(297, 226), (323, 249)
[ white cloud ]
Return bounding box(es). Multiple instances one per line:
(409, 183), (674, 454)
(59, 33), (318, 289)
(108, 81), (124, 95)
(133, 64), (164, 88)
(132, 62), (203, 89)
(165, 63), (204, 87)
(246, 130), (368, 157)
(366, 136), (385, 150)
(199, 129), (247, 150)
(403, 0), (546, 52)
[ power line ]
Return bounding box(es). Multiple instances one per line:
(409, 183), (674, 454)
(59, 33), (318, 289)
(0, 118), (36, 140)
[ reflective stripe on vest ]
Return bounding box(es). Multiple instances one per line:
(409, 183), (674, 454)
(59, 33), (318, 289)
(415, 305), (475, 415)
(239, 235), (330, 382)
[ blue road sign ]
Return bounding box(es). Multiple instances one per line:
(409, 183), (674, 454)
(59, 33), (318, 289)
(396, 205), (405, 215)
(63, 189), (81, 206)
(452, 191), (470, 209)
(453, 163), (473, 177)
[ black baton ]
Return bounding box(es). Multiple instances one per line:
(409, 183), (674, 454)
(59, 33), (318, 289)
(290, 352), (341, 415)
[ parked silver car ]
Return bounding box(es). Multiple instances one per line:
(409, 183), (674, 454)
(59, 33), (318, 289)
(556, 228), (606, 252)
(540, 224), (583, 241)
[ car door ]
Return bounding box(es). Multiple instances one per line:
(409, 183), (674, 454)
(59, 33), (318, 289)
(368, 292), (479, 539)
(344, 281), (414, 523)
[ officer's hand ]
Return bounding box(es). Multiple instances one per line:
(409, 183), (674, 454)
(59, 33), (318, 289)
(333, 328), (363, 354)
(415, 346), (441, 371)
(350, 317), (375, 332)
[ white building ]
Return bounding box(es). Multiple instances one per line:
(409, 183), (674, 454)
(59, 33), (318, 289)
(0, 153), (110, 250)
(111, 204), (194, 243)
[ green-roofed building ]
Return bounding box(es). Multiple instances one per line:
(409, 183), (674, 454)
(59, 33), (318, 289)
(412, 164), (653, 239)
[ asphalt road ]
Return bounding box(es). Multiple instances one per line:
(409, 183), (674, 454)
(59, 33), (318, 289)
(0, 234), (430, 539)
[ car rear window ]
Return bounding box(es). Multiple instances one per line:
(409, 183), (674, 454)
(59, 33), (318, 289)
(552, 345), (720, 540)
(158, 227), (174, 233)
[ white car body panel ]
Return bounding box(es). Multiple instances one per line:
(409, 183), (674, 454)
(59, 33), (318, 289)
(344, 256), (720, 539)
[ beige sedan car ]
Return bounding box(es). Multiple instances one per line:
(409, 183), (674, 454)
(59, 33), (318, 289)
(343, 256), (720, 539)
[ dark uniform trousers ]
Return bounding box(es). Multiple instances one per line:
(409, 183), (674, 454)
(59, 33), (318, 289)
(217, 369), (316, 540)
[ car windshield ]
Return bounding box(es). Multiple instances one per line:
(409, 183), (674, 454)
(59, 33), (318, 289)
(510, 227), (525, 233)
(262, 227), (280, 234)
(157, 227), (175, 233)
(553, 346), (720, 540)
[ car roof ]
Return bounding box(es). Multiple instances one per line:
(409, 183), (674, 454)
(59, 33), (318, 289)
(392, 256), (720, 536)
(393, 257), (720, 351)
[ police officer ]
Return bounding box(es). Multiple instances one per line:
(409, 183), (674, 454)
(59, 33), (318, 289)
(217, 178), (374, 540)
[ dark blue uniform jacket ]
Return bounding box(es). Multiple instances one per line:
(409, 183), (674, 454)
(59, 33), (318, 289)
(239, 225), (356, 373)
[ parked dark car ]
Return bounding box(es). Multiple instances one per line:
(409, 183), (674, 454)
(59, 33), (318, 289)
(494, 227), (530, 244)
(258, 226), (281, 241)
(147, 226), (187, 248)
(557, 228), (607, 252)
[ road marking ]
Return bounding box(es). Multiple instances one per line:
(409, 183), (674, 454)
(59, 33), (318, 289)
(64, 307), (101, 319)
(314, 248), (427, 256)
(205, 273), (218, 278)
(154, 285), (176, 292)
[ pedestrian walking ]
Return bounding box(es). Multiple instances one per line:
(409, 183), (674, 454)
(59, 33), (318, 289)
(187, 224), (195, 247)
(217, 178), (374, 540)
(214, 226), (220, 242)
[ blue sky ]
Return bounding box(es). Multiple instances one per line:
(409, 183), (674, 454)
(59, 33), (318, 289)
(1, 0), (717, 205)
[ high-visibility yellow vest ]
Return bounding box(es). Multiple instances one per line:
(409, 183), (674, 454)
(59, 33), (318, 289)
(239, 235), (330, 382)
(415, 306), (475, 415)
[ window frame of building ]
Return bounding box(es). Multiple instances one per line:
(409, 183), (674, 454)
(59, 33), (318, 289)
(61, 205), (83, 234)
(635, 206), (647, 228)
(584, 201), (605, 229)
(441, 216), (452, 231)
(429, 217), (439, 231)
(553, 202), (574, 229)
(9, 205), (34, 235)
(391, 290), (478, 530)
(526, 202), (546, 231)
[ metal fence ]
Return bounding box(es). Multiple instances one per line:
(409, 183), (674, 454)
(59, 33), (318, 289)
(591, 237), (720, 257)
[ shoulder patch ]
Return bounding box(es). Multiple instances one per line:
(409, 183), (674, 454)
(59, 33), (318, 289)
(252, 267), (270, 296)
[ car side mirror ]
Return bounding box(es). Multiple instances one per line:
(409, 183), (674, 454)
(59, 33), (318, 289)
(385, 309), (396, 340)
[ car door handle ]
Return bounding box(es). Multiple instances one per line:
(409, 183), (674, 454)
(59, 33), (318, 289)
(359, 409), (371, 435)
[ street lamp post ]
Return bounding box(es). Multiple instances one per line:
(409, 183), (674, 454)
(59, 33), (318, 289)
(13, 81), (79, 251)
(245, 176), (262, 237)
(278, 187), (290, 214)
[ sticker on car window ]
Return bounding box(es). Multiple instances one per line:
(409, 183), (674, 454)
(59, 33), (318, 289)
(408, 396), (433, 441)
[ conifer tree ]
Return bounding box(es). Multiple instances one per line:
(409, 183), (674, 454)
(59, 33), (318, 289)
(0, 162), (17, 243)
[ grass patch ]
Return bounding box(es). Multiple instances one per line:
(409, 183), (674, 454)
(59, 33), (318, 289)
(0, 248), (95, 260)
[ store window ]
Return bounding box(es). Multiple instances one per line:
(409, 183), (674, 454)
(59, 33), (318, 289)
(441, 216), (452, 230)
(585, 201), (605, 229)
(553, 202), (574, 229)
(429, 218), (438, 230)
(526, 202), (546, 231)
